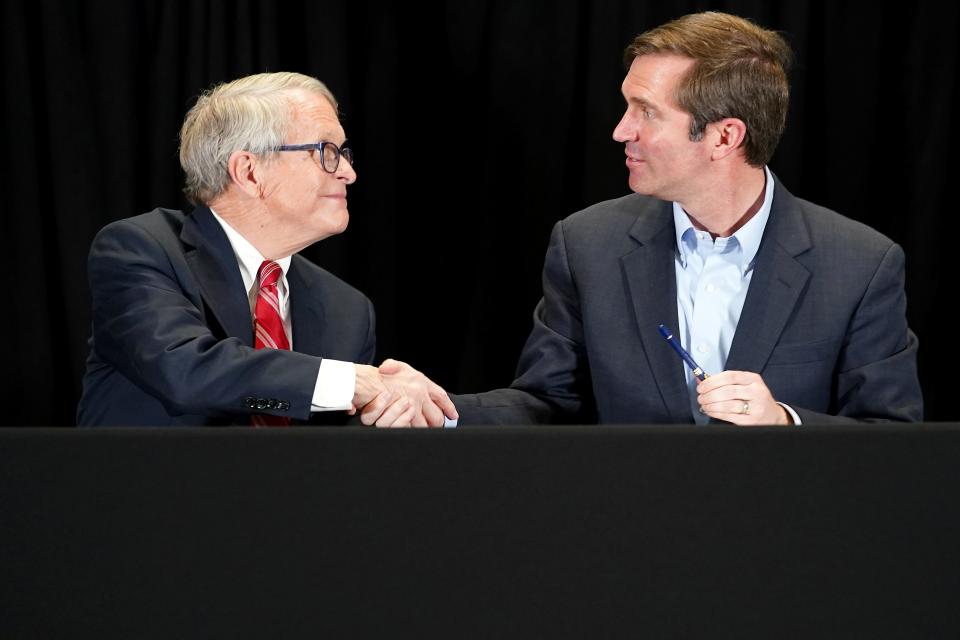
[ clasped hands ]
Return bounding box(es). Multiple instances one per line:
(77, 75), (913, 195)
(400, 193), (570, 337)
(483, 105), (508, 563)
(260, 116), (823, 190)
(349, 359), (458, 428)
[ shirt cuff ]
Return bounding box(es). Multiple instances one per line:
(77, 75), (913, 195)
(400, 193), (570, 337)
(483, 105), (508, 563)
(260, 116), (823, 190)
(311, 359), (355, 411)
(777, 402), (802, 425)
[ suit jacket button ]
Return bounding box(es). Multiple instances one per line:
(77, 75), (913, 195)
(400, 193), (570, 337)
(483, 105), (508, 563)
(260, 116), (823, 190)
(244, 397), (257, 409)
(278, 401), (290, 411)
(255, 399), (268, 410)
(267, 399), (279, 409)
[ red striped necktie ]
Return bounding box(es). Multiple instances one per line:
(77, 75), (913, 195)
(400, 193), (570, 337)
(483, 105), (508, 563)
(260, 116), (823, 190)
(252, 260), (291, 427)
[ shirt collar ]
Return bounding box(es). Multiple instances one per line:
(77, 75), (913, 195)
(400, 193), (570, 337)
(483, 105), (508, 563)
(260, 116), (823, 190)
(672, 165), (775, 271)
(209, 208), (292, 293)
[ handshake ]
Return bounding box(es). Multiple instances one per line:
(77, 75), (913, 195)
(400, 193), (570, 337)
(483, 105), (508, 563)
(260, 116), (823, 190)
(349, 359), (458, 428)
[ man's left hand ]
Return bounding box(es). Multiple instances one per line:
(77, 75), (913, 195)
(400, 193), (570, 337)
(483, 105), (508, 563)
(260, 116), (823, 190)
(697, 370), (791, 426)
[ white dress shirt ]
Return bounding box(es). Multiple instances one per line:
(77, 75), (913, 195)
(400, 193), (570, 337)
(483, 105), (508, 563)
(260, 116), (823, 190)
(211, 210), (354, 411)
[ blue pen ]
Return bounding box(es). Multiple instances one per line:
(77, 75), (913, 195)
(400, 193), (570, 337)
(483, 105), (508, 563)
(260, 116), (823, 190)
(657, 324), (710, 381)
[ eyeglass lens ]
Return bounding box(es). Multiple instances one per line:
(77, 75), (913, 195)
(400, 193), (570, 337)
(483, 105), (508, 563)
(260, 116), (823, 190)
(321, 143), (353, 172)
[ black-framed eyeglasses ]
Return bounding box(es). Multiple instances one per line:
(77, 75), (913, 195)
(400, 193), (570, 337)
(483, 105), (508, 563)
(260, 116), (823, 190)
(276, 140), (354, 173)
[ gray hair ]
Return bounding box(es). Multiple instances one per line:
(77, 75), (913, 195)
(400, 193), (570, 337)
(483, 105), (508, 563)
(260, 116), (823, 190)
(179, 72), (338, 204)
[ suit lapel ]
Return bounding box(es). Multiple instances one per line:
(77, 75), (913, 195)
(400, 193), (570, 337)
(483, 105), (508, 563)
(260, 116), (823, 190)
(288, 257), (326, 357)
(621, 201), (692, 422)
(725, 176), (812, 373)
(181, 206), (254, 347)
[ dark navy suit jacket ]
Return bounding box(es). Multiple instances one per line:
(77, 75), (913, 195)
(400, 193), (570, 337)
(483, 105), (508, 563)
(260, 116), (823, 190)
(455, 176), (922, 424)
(77, 206), (375, 426)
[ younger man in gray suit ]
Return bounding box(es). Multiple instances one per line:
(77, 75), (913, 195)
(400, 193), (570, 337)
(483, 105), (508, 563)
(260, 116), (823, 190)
(454, 12), (922, 425)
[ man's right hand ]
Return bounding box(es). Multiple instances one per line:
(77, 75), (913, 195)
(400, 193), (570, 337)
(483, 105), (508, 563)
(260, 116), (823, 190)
(351, 364), (409, 427)
(352, 362), (456, 427)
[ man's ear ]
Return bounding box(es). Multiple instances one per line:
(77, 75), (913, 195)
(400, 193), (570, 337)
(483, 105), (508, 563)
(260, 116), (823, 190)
(226, 150), (265, 198)
(708, 118), (748, 161)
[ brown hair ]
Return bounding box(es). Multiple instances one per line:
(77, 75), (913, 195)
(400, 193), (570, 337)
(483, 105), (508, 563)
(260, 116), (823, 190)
(625, 12), (792, 166)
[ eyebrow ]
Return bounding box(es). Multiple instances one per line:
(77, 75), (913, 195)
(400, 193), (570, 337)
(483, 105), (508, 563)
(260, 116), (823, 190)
(302, 129), (345, 143)
(627, 96), (657, 110)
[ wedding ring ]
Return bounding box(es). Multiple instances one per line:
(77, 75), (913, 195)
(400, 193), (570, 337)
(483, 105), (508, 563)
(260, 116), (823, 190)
(740, 401), (750, 415)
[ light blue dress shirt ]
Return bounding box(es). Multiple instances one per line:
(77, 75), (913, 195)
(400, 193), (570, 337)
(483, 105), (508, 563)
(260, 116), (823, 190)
(673, 166), (787, 424)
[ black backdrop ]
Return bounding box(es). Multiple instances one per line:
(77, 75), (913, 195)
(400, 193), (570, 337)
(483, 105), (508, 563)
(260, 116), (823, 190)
(3, 1), (955, 425)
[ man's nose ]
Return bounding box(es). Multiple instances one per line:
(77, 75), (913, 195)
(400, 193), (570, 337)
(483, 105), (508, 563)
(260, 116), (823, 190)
(612, 112), (635, 142)
(337, 158), (357, 184)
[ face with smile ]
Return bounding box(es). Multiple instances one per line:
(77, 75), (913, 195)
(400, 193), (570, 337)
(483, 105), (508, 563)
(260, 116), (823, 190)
(612, 54), (711, 203)
(257, 91), (357, 254)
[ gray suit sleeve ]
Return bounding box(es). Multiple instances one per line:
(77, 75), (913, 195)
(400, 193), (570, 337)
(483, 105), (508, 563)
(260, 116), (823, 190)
(794, 242), (922, 423)
(455, 221), (596, 425)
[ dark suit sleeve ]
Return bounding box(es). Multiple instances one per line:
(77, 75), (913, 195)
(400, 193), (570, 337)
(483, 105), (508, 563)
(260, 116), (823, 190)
(455, 221), (596, 424)
(793, 242), (922, 424)
(88, 220), (323, 420)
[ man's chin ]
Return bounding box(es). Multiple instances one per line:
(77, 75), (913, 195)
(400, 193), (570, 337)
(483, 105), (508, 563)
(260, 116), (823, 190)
(300, 213), (350, 247)
(628, 177), (657, 196)
(332, 211), (349, 234)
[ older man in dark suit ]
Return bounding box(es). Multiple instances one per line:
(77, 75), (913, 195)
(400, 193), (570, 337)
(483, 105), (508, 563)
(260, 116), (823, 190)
(78, 72), (456, 427)
(454, 12), (922, 425)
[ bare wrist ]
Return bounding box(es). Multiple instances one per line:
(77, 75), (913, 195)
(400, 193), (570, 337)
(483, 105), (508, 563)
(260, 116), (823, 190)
(353, 364), (383, 406)
(779, 404), (792, 425)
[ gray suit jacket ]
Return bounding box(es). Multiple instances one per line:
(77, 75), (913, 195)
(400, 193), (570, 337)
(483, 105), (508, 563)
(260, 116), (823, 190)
(455, 176), (922, 424)
(77, 206), (375, 426)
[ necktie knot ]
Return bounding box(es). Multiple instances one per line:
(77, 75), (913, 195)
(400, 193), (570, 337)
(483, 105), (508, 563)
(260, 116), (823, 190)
(257, 260), (283, 290)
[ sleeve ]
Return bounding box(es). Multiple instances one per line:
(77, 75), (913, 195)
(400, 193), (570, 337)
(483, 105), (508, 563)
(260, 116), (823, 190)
(88, 220), (323, 420)
(455, 220), (595, 425)
(311, 359), (355, 409)
(794, 242), (923, 424)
